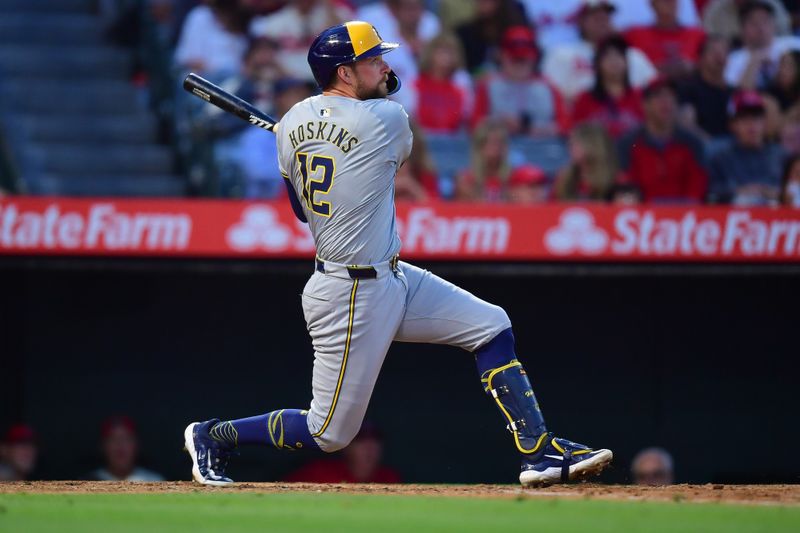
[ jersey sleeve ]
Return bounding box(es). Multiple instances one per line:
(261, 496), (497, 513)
(366, 100), (413, 165)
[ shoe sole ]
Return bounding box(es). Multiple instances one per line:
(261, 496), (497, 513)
(519, 448), (613, 487)
(183, 422), (234, 487)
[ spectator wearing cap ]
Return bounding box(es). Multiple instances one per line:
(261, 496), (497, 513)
(624, 0), (707, 79)
(571, 36), (645, 138)
(542, 1), (657, 104)
(631, 447), (675, 485)
(507, 165), (550, 204)
(703, 0), (792, 44)
(618, 78), (708, 203)
(88, 416), (164, 482)
(781, 155), (800, 207)
(285, 422), (401, 483)
(724, 0), (800, 89)
(471, 26), (569, 137)
(414, 33), (473, 134)
(677, 35), (735, 139)
(554, 122), (621, 200)
(174, 0), (251, 76)
(250, 0), (353, 82)
(709, 90), (784, 204)
(455, 0), (528, 75)
(0, 424), (39, 481)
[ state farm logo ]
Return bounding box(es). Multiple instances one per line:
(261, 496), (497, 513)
(0, 203), (191, 250)
(542, 208), (800, 257)
(398, 207), (510, 254)
(226, 205), (292, 251)
(544, 208), (608, 255)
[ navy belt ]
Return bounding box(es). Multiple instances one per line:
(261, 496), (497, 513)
(315, 258), (377, 279)
(315, 255), (399, 279)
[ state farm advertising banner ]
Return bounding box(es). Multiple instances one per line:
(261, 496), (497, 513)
(1, 198), (800, 262)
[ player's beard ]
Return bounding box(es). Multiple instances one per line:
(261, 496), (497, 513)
(354, 76), (388, 100)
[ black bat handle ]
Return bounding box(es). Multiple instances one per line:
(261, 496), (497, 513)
(182, 73), (279, 132)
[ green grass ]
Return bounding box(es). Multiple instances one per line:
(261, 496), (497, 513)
(0, 492), (798, 533)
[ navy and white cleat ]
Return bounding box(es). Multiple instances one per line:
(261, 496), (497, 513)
(519, 433), (612, 487)
(184, 419), (235, 486)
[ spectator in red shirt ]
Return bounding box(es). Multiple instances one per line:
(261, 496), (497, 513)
(571, 36), (645, 138)
(625, 0), (706, 78)
(456, 119), (523, 201)
(284, 423), (401, 484)
(471, 25), (569, 137)
(414, 33), (471, 134)
(554, 122), (622, 201)
(618, 77), (709, 202)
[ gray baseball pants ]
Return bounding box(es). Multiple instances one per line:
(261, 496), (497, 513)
(301, 258), (511, 451)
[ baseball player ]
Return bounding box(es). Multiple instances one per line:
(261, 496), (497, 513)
(184, 21), (613, 487)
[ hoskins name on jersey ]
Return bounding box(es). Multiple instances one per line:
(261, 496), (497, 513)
(288, 121), (359, 153)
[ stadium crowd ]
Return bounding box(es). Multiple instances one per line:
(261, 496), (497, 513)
(118, 0), (800, 206)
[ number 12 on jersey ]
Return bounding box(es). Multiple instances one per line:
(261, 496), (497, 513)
(296, 152), (335, 217)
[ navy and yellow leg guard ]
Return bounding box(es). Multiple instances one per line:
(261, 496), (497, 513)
(481, 360), (549, 455)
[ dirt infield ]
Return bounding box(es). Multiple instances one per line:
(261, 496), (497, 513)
(1, 481), (798, 505)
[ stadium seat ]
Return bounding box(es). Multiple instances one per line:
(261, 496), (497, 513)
(28, 174), (187, 197)
(8, 115), (160, 145)
(0, 14), (104, 46)
(22, 144), (174, 176)
(0, 0), (186, 197)
(0, 45), (132, 78)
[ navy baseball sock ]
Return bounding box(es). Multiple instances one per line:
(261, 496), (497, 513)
(475, 327), (548, 453)
(209, 409), (320, 451)
(475, 327), (517, 376)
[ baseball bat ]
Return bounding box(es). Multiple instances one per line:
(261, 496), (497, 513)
(182, 72), (279, 132)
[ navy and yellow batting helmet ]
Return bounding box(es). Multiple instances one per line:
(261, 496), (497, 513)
(307, 21), (401, 94)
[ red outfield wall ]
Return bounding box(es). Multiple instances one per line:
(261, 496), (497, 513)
(1, 198), (799, 261)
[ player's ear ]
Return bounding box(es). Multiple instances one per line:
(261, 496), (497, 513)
(337, 64), (354, 86)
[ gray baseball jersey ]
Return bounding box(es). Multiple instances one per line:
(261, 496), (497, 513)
(277, 95), (412, 264)
(277, 94), (508, 451)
